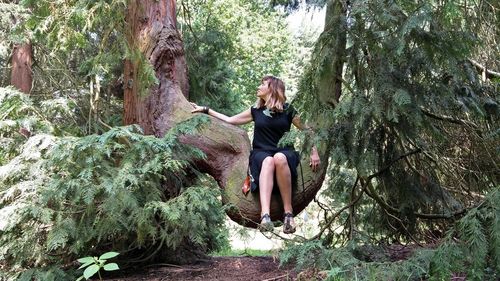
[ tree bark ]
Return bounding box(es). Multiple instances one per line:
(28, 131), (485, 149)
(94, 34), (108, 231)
(317, 0), (347, 107)
(122, 0), (330, 228)
(10, 43), (33, 94)
(123, 0), (189, 135)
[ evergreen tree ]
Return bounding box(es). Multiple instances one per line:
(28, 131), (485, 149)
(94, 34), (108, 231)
(281, 0), (499, 279)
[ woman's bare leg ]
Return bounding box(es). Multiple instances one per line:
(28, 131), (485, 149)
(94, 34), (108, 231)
(259, 156), (275, 216)
(273, 153), (293, 214)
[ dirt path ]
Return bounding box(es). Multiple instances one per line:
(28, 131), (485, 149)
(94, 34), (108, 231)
(105, 256), (297, 281)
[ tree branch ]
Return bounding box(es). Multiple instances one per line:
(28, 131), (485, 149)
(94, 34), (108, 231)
(363, 179), (468, 219)
(468, 58), (500, 79)
(367, 149), (422, 180)
(352, 148), (471, 220)
(310, 177), (364, 240)
(420, 107), (479, 129)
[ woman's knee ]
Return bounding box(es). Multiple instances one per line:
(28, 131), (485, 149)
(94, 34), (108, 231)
(273, 153), (288, 167)
(261, 156), (275, 171)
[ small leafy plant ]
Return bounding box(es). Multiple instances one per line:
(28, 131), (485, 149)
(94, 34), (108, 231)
(76, 251), (120, 280)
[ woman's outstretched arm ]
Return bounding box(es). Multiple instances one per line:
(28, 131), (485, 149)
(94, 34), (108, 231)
(190, 102), (252, 125)
(292, 115), (321, 172)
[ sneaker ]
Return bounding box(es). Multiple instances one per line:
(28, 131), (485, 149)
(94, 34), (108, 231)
(283, 212), (296, 234)
(258, 213), (274, 232)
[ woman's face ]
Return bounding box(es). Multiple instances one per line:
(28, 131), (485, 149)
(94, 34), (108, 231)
(257, 79), (271, 99)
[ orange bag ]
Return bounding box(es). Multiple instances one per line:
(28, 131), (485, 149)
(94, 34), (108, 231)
(242, 175), (251, 195)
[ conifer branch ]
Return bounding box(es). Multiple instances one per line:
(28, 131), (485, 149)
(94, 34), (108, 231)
(364, 180), (468, 219)
(367, 149), (422, 180)
(353, 147), (472, 219)
(420, 107), (479, 128)
(383, 209), (423, 247)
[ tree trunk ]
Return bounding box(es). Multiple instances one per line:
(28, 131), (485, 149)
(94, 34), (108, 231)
(10, 43), (32, 94)
(122, 0), (331, 228)
(123, 0), (189, 135)
(318, 0), (347, 107)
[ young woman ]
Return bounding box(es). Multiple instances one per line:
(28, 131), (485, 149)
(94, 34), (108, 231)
(191, 75), (320, 234)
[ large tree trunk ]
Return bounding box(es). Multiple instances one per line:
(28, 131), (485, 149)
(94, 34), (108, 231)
(10, 43), (32, 94)
(123, 0), (330, 228)
(123, 0), (189, 135)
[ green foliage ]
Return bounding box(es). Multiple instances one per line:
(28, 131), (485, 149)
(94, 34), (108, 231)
(269, 0), (327, 12)
(280, 240), (433, 280)
(211, 248), (271, 257)
(280, 190), (499, 280)
(0, 91), (228, 279)
(0, 87), (83, 165)
(21, 0), (127, 87)
(430, 190), (500, 280)
(76, 251), (119, 281)
(180, 0), (294, 114)
(294, 0), (499, 244)
(0, 3), (29, 86)
(280, 240), (359, 271)
(280, 1), (500, 279)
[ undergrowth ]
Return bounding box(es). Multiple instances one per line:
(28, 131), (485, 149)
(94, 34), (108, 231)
(0, 88), (229, 280)
(280, 190), (499, 281)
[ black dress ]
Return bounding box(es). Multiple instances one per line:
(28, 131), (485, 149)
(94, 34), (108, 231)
(249, 103), (300, 193)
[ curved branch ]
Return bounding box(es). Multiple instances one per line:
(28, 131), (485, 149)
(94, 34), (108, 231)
(367, 149), (422, 180)
(468, 58), (500, 79)
(310, 177), (364, 240)
(356, 148), (471, 220)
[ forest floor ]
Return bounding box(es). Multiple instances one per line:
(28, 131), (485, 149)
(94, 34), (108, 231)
(104, 256), (296, 281)
(101, 244), (424, 281)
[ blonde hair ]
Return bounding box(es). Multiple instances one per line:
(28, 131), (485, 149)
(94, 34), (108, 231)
(256, 75), (286, 112)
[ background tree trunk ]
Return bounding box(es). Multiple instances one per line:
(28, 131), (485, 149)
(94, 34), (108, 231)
(10, 43), (32, 94)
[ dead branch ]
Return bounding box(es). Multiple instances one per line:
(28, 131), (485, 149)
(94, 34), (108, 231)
(310, 177), (364, 240)
(468, 58), (500, 79)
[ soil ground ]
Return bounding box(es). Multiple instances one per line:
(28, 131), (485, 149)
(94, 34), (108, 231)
(104, 256), (297, 281)
(101, 243), (430, 281)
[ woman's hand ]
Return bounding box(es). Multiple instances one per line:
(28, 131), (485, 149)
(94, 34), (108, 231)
(190, 102), (205, 113)
(310, 147), (320, 172)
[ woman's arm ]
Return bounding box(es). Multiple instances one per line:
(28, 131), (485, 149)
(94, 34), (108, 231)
(190, 102), (252, 125)
(292, 115), (321, 172)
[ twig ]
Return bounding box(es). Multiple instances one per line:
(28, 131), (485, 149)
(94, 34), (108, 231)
(367, 149), (422, 180)
(310, 177), (364, 240)
(262, 274), (289, 281)
(383, 209), (423, 247)
(363, 179), (469, 219)
(144, 263), (183, 268)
